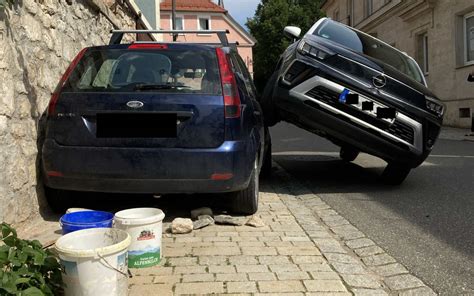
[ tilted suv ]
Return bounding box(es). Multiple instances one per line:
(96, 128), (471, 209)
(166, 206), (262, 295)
(42, 30), (264, 214)
(261, 18), (444, 184)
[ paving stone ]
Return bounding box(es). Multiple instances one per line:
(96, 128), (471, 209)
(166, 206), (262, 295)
(331, 262), (367, 275)
(362, 254), (397, 266)
(167, 257), (197, 266)
(291, 255), (325, 264)
(370, 263), (409, 277)
(398, 287), (437, 296)
(152, 275), (181, 284)
(304, 279), (348, 292)
(198, 256), (228, 265)
(228, 255), (259, 265)
(309, 271), (341, 280)
(181, 273), (215, 282)
(298, 262), (333, 272)
(208, 265), (236, 274)
(325, 253), (360, 264)
(163, 247), (191, 257)
(258, 280), (306, 293)
(129, 284), (173, 296)
(277, 246), (321, 256)
(227, 281), (258, 293)
(248, 272), (277, 281)
(354, 246), (385, 257)
(330, 225), (365, 240)
(384, 274), (425, 290)
(307, 231), (333, 238)
(352, 289), (389, 296)
(216, 273), (247, 282)
(174, 282), (224, 294)
(131, 266), (173, 276)
(258, 255), (291, 264)
(238, 241), (266, 247)
(129, 275), (154, 285)
(236, 264), (269, 273)
(241, 247), (277, 256)
(276, 271), (310, 280)
(305, 293), (351, 296)
(341, 274), (382, 289)
(192, 246), (241, 256)
(174, 266), (207, 274)
(269, 264), (301, 273)
(282, 236), (311, 242)
(345, 238), (376, 249)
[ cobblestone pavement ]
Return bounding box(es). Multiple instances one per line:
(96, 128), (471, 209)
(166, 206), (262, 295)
(129, 165), (436, 295)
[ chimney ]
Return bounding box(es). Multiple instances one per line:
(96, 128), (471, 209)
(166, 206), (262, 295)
(218, 0), (224, 8)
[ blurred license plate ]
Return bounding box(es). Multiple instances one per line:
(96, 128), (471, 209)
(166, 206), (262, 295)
(97, 113), (177, 138)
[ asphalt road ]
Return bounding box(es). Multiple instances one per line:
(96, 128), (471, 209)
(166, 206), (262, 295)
(270, 122), (474, 295)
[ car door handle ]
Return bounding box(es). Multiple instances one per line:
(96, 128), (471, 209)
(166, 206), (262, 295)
(254, 111), (261, 116)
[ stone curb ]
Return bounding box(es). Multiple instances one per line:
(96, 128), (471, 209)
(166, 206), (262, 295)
(271, 163), (437, 295)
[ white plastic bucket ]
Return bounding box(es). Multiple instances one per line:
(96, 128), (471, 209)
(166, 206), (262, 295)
(55, 228), (131, 296)
(114, 208), (165, 269)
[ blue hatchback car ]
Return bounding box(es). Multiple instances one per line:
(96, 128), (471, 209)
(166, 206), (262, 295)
(42, 31), (266, 214)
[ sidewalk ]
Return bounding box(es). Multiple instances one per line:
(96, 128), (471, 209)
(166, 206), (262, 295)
(129, 166), (436, 295)
(439, 126), (474, 142)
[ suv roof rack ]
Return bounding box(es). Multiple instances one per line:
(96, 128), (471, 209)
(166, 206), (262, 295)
(110, 29), (230, 47)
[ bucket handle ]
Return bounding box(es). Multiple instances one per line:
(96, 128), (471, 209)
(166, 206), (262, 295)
(97, 253), (132, 278)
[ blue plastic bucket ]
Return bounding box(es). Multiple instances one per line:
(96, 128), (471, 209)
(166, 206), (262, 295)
(60, 211), (114, 234)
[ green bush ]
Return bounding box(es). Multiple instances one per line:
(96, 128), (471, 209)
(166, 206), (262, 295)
(0, 223), (63, 296)
(0, 0), (16, 8)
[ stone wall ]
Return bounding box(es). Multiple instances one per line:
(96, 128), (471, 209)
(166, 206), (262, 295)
(0, 0), (136, 225)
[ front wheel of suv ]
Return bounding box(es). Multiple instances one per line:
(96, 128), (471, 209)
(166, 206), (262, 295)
(382, 163), (411, 185)
(231, 158), (259, 215)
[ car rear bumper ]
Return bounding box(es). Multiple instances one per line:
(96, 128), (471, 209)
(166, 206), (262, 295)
(42, 139), (255, 194)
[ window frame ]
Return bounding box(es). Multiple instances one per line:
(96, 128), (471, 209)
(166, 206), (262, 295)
(169, 15), (184, 30)
(198, 15), (212, 32)
(421, 32), (429, 74)
(464, 11), (474, 65)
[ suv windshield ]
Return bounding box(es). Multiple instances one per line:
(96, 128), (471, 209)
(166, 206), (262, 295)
(63, 48), (222, 95)
(314, 20), (424, 85)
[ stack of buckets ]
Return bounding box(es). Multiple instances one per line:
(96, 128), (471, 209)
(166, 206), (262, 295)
(55, 208), (165, 296)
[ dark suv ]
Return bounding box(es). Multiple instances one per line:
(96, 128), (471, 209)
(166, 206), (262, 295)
(42, 30), (264, 214)
(261, 18), (444, 184)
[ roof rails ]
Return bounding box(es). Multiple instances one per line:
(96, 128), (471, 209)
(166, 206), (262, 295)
(109, 29), (231, 47)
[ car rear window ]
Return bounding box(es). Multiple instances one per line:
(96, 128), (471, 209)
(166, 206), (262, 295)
(62, 47), (222, 95)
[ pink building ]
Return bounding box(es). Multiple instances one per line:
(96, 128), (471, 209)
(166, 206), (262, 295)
(160, 0), (256, 74)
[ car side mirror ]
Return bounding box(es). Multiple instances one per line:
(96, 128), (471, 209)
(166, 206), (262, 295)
(284, 26), (301, 40)
(468, 72), (474, 82)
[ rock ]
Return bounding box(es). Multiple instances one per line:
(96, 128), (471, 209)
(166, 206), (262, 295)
(190, 207), (213, 220)
(246, 216), (265, 228)
(171, 218), (193, 234)
(214, 215), (242, 226)
(193, 215), (214, 230)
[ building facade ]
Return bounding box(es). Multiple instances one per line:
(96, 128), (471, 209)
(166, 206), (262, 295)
(321, 0), (474, 128)
(159, 0), (256, 75)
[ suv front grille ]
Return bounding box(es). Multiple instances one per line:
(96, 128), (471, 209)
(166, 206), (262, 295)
(306, 86), (415, 144)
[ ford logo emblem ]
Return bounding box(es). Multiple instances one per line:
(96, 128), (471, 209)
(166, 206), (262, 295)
(126, 101), (144, 109)
(372, 75), (387, 88)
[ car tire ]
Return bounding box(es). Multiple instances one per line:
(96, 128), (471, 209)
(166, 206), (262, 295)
(260, 127), (272, 177)
(44, 186), (70, 213)
(261, 72), (280, 127)
(340, 147), (359, 162)
(382, 163), (411, 185)
(231, 158), (259, 215)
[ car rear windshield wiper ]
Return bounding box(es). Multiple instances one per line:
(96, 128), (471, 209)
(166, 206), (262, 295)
(133, 84), (191, 91)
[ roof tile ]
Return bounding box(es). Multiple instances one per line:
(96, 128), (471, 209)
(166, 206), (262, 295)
(160, 0), (227, 13)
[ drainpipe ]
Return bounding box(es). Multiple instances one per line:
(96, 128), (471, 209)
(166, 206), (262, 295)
(172, 0), (177, 41)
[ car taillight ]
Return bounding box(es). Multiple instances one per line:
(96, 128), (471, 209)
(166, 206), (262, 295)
(47, 48), (88, 117)
(216, 48), (241, 118)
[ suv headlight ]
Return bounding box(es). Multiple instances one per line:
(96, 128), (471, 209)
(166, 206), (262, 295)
(425, 96), (444, 117)
(297, 40), (334, 60)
